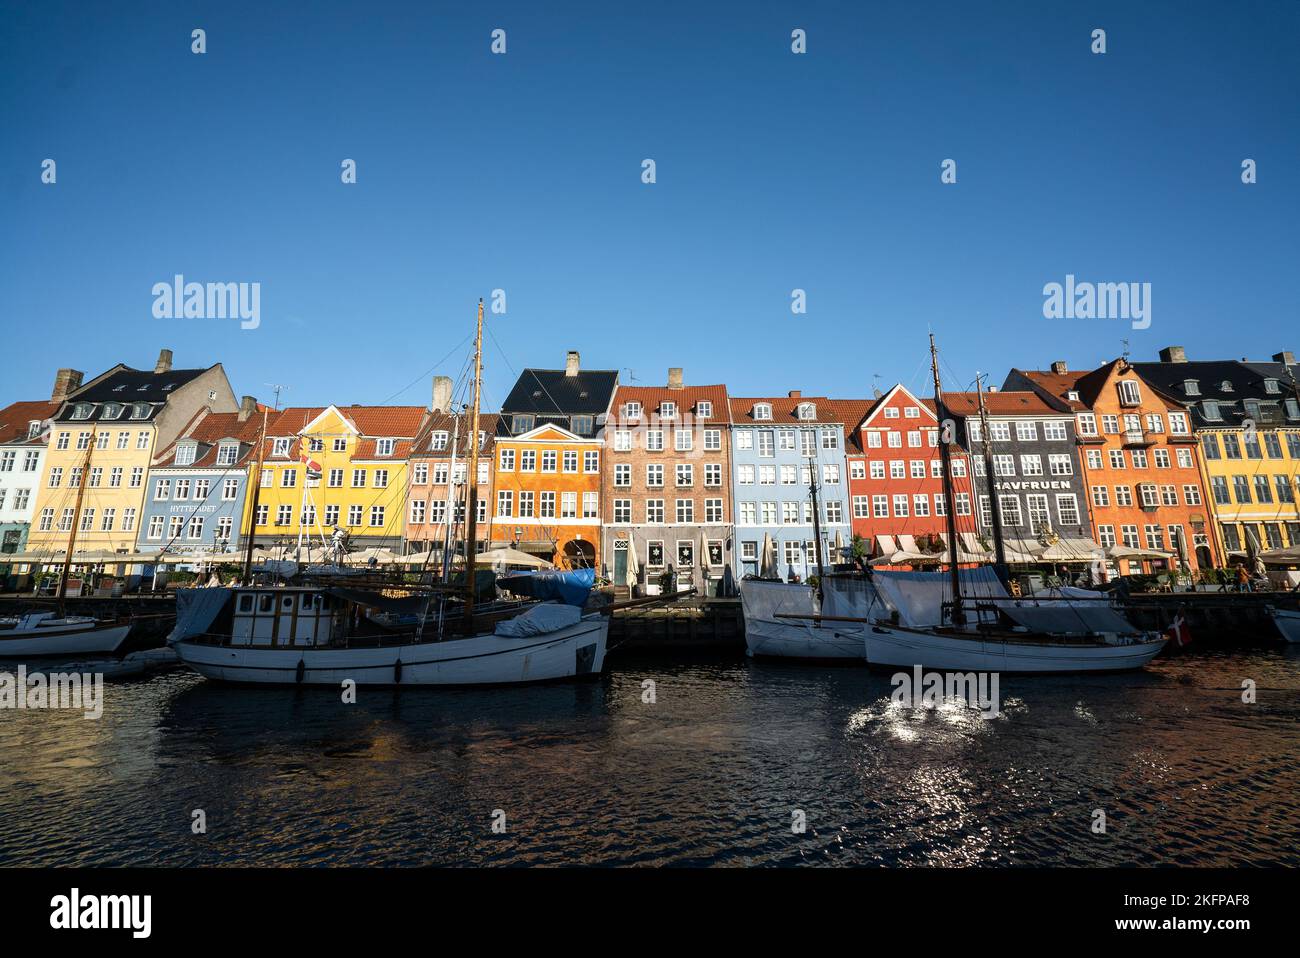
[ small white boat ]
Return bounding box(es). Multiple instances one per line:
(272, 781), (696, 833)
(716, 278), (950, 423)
(0, 612), (132, 658)
(170, 584), (609, 686)
(740, 576), (869, 660)
(1268, 607), (1300, 644)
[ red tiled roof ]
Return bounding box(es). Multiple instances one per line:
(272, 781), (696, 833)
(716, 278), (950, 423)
(266, 405), (427, 438)
(0, 400), (59, 444)
(608, 385), (729, 425)
(153, 409), (266, 468)
(940, 391), (1063, 417)
(412, 412), (501, 457)
(728, 396), (842, 424)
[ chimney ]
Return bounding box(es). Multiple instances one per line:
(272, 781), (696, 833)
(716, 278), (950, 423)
(51, 368), (84, 403)
(237, 395), (258, 421)
(788, 389), (802, 398)
(431, 375), (453, 412)
(872, 387), (883, 399)
(667, 367), (684, 390)
(1050, 361), (1068, 375)
(154, 348), (173, 374)
(1158, 345), (1187, 364)
(987, 386), (998, 393)
(565, 351), (580, 377)
(1272, 350), (1296, 366)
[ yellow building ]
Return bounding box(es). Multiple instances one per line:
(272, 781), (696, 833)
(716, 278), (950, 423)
(26, 350), (238, 565)
(1133, 349), (1300, 559)
(244, 404), (426, 553)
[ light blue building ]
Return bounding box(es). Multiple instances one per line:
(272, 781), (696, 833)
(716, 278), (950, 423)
(136, 401), (262, 559)
(728, 394), (852, 580)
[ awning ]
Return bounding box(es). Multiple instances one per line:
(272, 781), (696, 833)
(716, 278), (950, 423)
(1037, 537), (1104, 562)
(1000, 603), (1139, 636)
(874, 535), (898, 557)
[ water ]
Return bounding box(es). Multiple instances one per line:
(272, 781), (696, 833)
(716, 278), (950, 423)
(2, 647), (1299, 866)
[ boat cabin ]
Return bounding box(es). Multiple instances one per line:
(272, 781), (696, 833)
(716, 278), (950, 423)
(231, 588), (339, 647)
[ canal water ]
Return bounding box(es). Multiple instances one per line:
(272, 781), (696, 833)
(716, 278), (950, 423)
(2, 646), (1298, 866)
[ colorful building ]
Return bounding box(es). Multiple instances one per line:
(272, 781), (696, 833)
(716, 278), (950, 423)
(1007, 359), (1218, 576)
(136, 397), (265, 557)
(406, 376), (498, 559)
(26, 350), (238, 565)
(492, 352), (617, 568)
(0, 395), (58, 560)
(247, 403), (426, 554)
(831, 386), (973, 564)
(729, 392), (851, 580)
(1133, 346), (1300, 557)
(602, 370), (733, 594)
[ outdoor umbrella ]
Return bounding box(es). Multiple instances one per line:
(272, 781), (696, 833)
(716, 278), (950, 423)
(759, 533), (776, 578)
(476, 546), (554, 570)
(833, 529), (844, 564)
(625, 538), (640, 589)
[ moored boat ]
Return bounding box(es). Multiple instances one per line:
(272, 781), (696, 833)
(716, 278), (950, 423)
(1268, 606), (1300, 644)
(0, 611), (132, 658)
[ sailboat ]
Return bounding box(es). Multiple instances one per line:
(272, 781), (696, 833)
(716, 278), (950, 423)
(169, 300), (612, 686)
(0, 426), (133, 658)
(741, 457), (867, 660)
(861, 335), (1167, 673)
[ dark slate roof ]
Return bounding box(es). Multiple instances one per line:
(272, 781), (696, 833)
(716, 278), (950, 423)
(500, 368), (618, 418)
(1131, 359), (1300, 428)
(54, 365), (210, 423)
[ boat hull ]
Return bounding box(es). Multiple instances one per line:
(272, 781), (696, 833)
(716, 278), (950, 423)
(744, 618), (865, 660)
(864, 623), (1167, 673)
(174, 616), (609, 686)
(1270, 609), (1300, 644)
(0, 623), (132, 658)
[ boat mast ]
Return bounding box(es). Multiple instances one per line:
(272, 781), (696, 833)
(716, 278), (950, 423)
(241, 406), (270, 584)
(441, 411), (460, 582)
(462, 299), (484, 627)
(929, 334), (965, 625)
(807, 454), (825, 598)
(976, 373), (1008, 568)
(56, 425), (98, 609)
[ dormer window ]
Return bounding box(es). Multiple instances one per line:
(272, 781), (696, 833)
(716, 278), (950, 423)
(1220, 380), (1234, 392)
(376, 438), (395, 456)
(101, 402), (123, 419)
(26, 421), (41, 438)
(174, 443), (197, 466)
(1067, 390), (1080, 401)
(572, 415), (594, 435)
(660, 401), (677, 419)
(216, 442), (239, 466)
(904, 407), (920, 418)
(136, 384), (150, 392)
(753, 403), (772, 421)
(796, 402), (815, 421)
(162, 383), (176, 391)
(431, 431), (449, 451)
(512, 414), (534, 434)
(272, 437), (291, 457)
(70, 403), (93, 420)
(1202, 400), (1222, 421)
(623, 402), (642, 420)
(1183, 380), (1200, 396)
(696, 400), (712, 420)
(130, 403), (150, 420)
(1286, 399), (1300, 420)
(111, 385), (126, 393)
(1264, 378), (1281, 394)
(1118, 380), (1142, 406)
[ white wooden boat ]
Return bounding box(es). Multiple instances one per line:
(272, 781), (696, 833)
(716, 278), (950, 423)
(1268, 607), (1300, 644)
(740, 577), (868, 660)
(0, 612), (132, 658)
(170, 585), (609, 686)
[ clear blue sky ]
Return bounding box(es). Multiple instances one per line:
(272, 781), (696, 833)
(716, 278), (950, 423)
(3, 0), (1296, 410)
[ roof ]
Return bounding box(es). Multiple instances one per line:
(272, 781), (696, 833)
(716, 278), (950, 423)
(1007, 363), (1116, 410)
(728, 396), (842, 424)
(412, 412), (502, 456)
(0, 400), (59, 444)
(940, 390), (1064, 417)
(153, 409), (265, 468)
(501, 368), (619, 417)
(266, 405), (426, 438)
(607, 384), (729, 425)
(53, 364), (211, 422)
(1132, 358), (1300, 428)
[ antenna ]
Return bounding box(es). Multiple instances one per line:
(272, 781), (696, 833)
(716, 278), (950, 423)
(264, 383), (290, 411)
(622, 368), (641, 383)
(1121, 339), (1131, 364)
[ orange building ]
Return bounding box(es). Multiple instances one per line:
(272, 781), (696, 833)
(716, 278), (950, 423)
(1007, 359), (1219, 576)
(488, 423), (603, 568)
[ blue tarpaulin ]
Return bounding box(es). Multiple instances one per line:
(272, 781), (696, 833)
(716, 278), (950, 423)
(497, 568), (594, 607)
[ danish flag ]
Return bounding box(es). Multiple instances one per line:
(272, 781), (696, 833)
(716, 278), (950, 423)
(300, 454), (322, 481)
(1164, 608), (1192, 649)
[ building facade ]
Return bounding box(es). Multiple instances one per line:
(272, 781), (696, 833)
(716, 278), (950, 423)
(942, 389), (1097, 558)
(601, 371), (733, 594)
(247, 404), (425, 553)
(1133, 346), (1300, 557)
(136, 398), (264, 557)
(1007, 359), (1219, 575)
(729, 392), (851, 580)
(834, 387), (973, 563)
(0, 396), (58, 559)
(26, 350), (238, 563)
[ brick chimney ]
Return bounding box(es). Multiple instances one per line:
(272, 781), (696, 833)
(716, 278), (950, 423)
(431, 375), (453, 412)
(565, 351), (580, 377)
(237, 395), (258, 421)
(788, 389), (802, 398)
(51, 368), (84, 403)
(667, 367), (684, 390)
(1050, 361), (1068, 374)
(1158, 345), (1187, 363)
(154, 348), (173, 373)
(1272, 350), (1296, 366)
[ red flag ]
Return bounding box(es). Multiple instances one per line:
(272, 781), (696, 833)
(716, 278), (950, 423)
(1164, 608), (1192, 648)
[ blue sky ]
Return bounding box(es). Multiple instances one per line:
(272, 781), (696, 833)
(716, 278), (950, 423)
(3, 0), (1297, 411)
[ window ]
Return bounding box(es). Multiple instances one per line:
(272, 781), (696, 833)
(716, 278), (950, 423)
(272, 437), (290, 457)
(757, 431), (774, 457)
(676, 499), (694, 523)
(561, 492), (577, 518)
(410, 500), (426, 524)
(705, 463), (722, 487)
(584, 450), (599, 473)
(797, 402), (815, 420)
(614, 499), (632, 523)
(884, 407), (899, 419)
(376, 438), (395, 456)
(1077, 413), (1097, 436)
(912, 494), (928, 518)
(1184, 484), (1203, 506)
(512, 414), (534, 434)
(1201, 400), (1222, 422)
(277, 505), (293, 526)
(675, 429), (693, 452)
(1048, 454), (1073, 476)
(1092, 486), (1110, 507)
(497, 490), (513, 516)
(1056, 494), (1080, 526)
(1015, 421), (1037, 441)
(1108, 450), (1126, 469)
(282, 469), (297, 488)
(615, 463), (631, 487)
(782, 502), (798, 524)
(646, 463), (664, 487)
(999, 496), (1022, 526)
(370, 506), (385, 527)
(646, 430), (664, 452)
(541, 451), (557, 473)
(738, 502), (757, 524)
(1168, 412), (1189, 435)
(753, 403), (772, 421)
(676, 464), (693, 487)
(872, 495), (889, 518)
(645, 499), (664, 523)
(1115, 485), (1133, 507)
(1026, 494), (1050, 532)
(517, 492), (534, 518)
(826, 500), (843, 523)
(697, 401), (713, 419)
(332, 437), (347, 452)
(1154, 449), (1170, 468)
(893, 494), (909, 517)
(540, 492), (556, 518)
(660, 402), (677, 420)
(571, 415), (593, 436)
(823, 464), (840, 485)
(1118, 380), (1141, 405)
(1139, 484), (1161, 508)
(647, 541), (665, 568)
(623, 402), (642, 420)
(1043, 420), (1068, 441)
(563, 450), (578, 473)
(520, 450), (536, 472)
(704, 429), (721, 451)
(1020, 455), (1043, 476)
(735, 430), (753, 450)
(614, 430), (632, 451)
